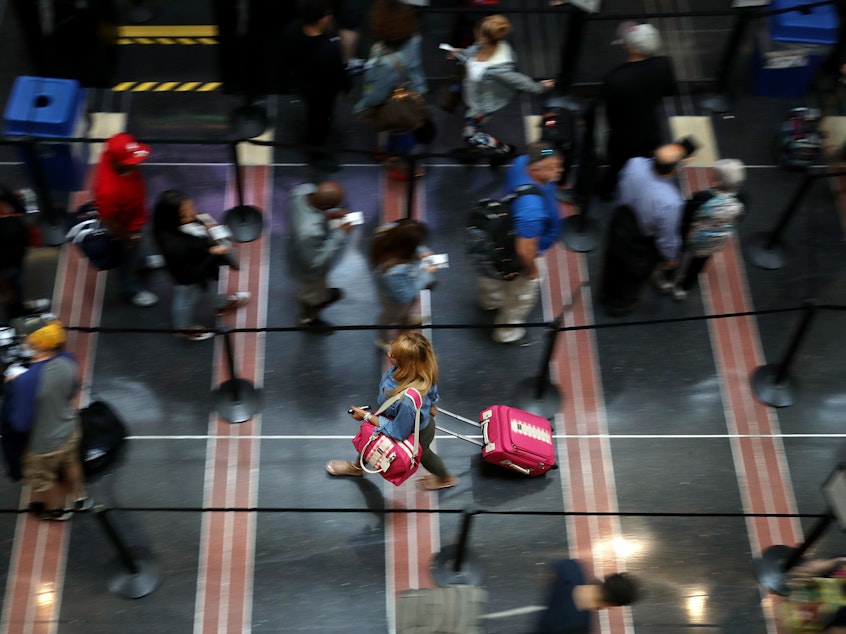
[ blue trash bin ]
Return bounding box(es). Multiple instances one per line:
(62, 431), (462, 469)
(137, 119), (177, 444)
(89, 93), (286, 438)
(3, 76), (90, 191)
(750, 0), (839, 99)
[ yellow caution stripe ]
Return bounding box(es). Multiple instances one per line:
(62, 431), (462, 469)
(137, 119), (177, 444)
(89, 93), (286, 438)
(112, 81), (222, 93)
(117, 25), (218, 45)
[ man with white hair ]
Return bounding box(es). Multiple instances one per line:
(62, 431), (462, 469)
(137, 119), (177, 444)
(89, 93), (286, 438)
(596, 22), (678, 199)
(671, 159), (747, 301)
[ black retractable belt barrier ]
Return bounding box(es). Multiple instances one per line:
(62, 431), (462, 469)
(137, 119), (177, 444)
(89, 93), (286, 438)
(212, 325), (262, 423)
(512, 311), (564, 420)
(94, 506), (161, 599)
(431, 508), (484, 586)
(749, 172), (816, 270)
(751, 300), (818, 408)
(223, 141), (264, 243)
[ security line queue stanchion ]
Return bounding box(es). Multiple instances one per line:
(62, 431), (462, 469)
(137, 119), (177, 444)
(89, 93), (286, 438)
(749, 171), (815, 270)
(512, 310), (564, 420)
(699, 6), (755, 114)
(212, 325), (262, 424)
(94, 506), (161, 599)
(756, 463), (846, 595)
(751, 300), (817, 408)
(561, 141), (600, 253)
(404, 153), (419, 221)
(223, 140), (264, 243)
(431, 508), (483, 586)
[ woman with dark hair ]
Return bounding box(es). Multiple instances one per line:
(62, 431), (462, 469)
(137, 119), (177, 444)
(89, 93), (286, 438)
(152, 190), (249, 341)
(327, 331), (458, 491)
(369, 219), (438, 352)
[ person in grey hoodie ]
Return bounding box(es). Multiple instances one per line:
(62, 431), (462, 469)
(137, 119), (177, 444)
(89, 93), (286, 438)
(451, 14), (555, 160)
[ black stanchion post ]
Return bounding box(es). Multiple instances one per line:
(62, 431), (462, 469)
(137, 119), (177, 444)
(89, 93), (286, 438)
(430, 508), (483, 586)
(557, 5), (588, 102)
(94, 507), (161, 599)
(404, 154), (418, 220)
(22, 138), (65, 247)
(699, 7), (755, 113)
(749, 172), (816, 270)
(512, 311), (564, 419)
(212, 325), (262, 423)
(756, 512), (835, 595)
(751, 300), (818, 407)
(223, 140), (264, 242)
(561, 142), (599, 253)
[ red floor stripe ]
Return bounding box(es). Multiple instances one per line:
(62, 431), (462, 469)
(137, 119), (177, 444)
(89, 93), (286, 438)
(196, 164), (267, 633)
(686, 166), (800, 631)
(545, 202), (631, 633)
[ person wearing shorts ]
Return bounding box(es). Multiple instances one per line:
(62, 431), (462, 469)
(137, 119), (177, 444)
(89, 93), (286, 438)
(2, 315), (91, 520)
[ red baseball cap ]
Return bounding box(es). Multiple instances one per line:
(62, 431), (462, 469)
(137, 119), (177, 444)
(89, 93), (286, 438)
(106, 132), (151, 166)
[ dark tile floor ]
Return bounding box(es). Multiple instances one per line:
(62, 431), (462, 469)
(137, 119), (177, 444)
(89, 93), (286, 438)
(1, 1), (845, 633)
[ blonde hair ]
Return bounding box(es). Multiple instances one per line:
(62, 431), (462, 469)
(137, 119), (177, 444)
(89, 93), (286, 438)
(480, 14), (511, 44)
(388, 332), (438, 397)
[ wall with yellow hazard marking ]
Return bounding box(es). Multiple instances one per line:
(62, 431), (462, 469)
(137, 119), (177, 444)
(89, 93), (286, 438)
(112, 81), (222, 93)
(118, 37), (217, 45)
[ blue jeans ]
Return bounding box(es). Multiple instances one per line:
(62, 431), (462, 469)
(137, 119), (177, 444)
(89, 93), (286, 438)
(171, 283), (202, 330)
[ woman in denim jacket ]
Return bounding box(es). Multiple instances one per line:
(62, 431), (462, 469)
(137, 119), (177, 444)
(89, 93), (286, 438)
(452, 15), (555, 160)
(369, 219), (438, 352)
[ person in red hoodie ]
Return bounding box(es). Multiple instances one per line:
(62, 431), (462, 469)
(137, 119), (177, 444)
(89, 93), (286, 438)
(93, 132), (159, 307)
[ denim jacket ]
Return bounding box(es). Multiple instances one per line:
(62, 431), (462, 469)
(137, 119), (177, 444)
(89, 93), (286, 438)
(460, 41), (546, 118)
(354, 35), (427, 114)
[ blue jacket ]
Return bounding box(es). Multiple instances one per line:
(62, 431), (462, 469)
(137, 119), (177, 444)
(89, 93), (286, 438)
(372, 367), (437, 440)
(354, 35), (427, 114)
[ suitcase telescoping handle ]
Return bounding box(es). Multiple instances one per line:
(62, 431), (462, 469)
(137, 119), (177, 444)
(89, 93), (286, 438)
(435, 408), (483, 447)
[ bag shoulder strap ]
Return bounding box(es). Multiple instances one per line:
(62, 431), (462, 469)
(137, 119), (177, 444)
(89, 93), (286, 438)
(372, 387), (424, 458)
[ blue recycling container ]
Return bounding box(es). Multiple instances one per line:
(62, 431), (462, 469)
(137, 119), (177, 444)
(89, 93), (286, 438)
(3, 76), (89, 191)
(750, 0), (839, 99)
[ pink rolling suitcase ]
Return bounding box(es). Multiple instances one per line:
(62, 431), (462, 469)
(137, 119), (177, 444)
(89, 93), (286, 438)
(437, 405), (556, 476)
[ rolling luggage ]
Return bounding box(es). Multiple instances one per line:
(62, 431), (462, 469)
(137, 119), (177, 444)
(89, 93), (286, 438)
(437, 405), (556, 476)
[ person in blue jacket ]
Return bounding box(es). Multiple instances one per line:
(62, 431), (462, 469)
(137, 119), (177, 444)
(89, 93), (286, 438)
(326, 331), (458, 490)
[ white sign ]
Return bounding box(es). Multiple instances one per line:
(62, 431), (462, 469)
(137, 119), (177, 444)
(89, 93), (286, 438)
(731, 0), (771, 7)
(764, 53), (809, 68)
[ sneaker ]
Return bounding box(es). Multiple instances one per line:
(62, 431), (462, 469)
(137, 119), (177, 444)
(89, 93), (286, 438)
(176, 327), (214, 342)
(301, 317), (335, 336)
(326, 460), (363, 477)
(650, 270), (673, 293)
(129, 290), (158, 307)
(74, 496), (94, 512)
(44, 508), (73, 521)
(145, 254), (166, 269)
(216, 291), (250, 316)
(23, 298), (51, 313)
(672, 286), (688, 301)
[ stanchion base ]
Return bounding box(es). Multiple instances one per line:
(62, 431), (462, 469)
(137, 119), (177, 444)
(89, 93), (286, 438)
(107, 548), (161, 599)
(699, 92), (732, 115)
(751, 364), (796, 408)
(430, 545), (484, 586)
(755, 544), (794, 596)
(229, 104), (268, 139)
(224, 205), (264, 243)
(39, 214), (67, 247)
(213, 379), (262, 424)
(512, 377), (561, 420)
(748, 233), (786, 270)
(561, 215), (599, 253)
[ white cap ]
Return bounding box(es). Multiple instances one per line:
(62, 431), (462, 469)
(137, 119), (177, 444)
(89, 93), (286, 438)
(622, 23), (660, 56)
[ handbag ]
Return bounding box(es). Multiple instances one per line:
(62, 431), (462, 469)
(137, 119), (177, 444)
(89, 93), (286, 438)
(65, 202), (123, 271)
(352, 387), (423, 486)
(357, 54), (429, 132)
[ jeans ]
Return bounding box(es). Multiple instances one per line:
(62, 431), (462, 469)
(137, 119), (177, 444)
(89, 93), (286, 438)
(172, 283), (202, 330)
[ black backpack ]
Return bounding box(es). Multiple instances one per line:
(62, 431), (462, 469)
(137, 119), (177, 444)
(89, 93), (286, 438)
(464, 185), (541, 281)
(78, 400), (127, 475)
(775, 107), (823, 170)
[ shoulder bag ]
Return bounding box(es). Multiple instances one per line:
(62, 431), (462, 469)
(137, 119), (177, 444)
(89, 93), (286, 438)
(352, 387), (423, 486)
(357, 54), (429, 132)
